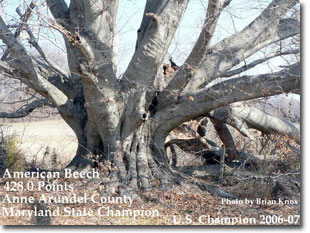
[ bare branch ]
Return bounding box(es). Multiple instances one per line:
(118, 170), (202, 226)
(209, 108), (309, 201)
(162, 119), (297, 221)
(157, 0), (231, 104)
(13, 6), (70, 78)
(0, 98), (51, 118)
(123, 0), (190, 89)
(32, 58), (75, 99)
(1, 95), (35, 105)
(0, 59), (13, 74)
(0, 16), (38, 76)
(208, 103), (300, 143)
(47, 20), (95, 61)
(46, 0), (70, 29)
(66, 0), (119, 90)
(211, 107), (255, 140)
(170, 0), (299, 92)
(158, 16), (299, 108)
(186, 0), (227, 66)
(156, 62), (300, 132)
(29, 36), (68, 78)
(1, 0), (38, 60)
(222, 49), (299, 77)
(43, 17), (119, 94)
(0, 16), (78, 120)
(119, 0), (191, 135)
(223, 0), (233, 8)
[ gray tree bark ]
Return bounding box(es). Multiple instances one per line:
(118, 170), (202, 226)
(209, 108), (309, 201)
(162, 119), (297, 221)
(208, 102), (300, 144)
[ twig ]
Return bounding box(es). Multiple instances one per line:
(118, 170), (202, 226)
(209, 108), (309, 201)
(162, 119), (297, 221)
(219, 146), (225, 184)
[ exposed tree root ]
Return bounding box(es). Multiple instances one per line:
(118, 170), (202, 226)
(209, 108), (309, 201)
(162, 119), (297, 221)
(62, 140), (236, 200)
(65, 153), (94, 172)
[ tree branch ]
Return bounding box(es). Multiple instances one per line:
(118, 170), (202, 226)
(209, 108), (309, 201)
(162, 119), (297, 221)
(186, 0), (227, 66)
(156, 0), (231, 105)
(222, 49), (299, 77)
(0, 60), (13, 75)
(46, 0), (70, 29)
(175, 0), (299, 92)
(32, 58), (75, 99)
(65, 0), (119, 90)
(0, 16), (78, 121)
(0, 98), (52, 118)
(13, 6), (70, 79)
(119, 0), (191, 136)
(0, 16), (38, 77)
(208, 103), (300, 144)
(156, 62), (300, 133)
(123, 0), (190, 89)
(223, 0), (233, 8)
(1, 0), (38, 60)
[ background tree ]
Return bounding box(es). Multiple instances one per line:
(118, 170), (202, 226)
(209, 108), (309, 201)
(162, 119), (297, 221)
(0, 0), (300, 195)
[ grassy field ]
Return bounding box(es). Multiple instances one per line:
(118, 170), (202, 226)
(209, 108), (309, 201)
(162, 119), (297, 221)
(2, 119), (77, 168)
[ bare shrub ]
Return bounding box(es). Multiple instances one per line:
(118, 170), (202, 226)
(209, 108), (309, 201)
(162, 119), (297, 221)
(3, 135), (25, 172)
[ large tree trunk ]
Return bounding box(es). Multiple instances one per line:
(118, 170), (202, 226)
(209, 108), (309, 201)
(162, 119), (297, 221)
(64, 110), (177, 195)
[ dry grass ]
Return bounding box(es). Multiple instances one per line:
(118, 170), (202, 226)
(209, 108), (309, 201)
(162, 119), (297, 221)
(2, 119), (77, 168)
(0, 119), (300, 225)
(3, 136), (25, 173)
(0, 177), (300, 225)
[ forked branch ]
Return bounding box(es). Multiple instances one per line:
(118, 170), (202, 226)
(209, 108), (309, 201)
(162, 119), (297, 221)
(222, 49), (299, 77)
(123, 0), (190, 89)
(1, 0), (38, 60)
(46, 0), (71, 29)
(0, 98), (51, 118)
(0, 16), (78, 120)
(156, 63), (300, 132)
(208, 103), (300, 144)
(185, 0), (299, 90)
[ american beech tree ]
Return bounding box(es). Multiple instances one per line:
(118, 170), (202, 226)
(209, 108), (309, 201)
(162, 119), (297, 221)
(0, 0), (300, 194)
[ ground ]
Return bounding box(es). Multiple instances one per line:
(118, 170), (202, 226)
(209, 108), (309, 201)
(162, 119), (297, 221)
(0, 177), (300, 225)
(1, 119), (77, 169)
(0, 119), (301, 225)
